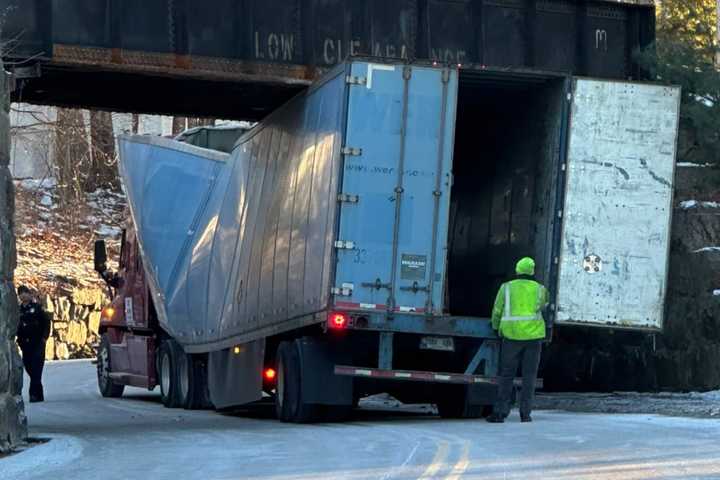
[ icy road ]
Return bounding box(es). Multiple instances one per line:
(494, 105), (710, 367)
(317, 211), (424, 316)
(3, 360), (720, 480)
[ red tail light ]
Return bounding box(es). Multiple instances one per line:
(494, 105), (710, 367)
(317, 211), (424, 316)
(329, 312), (348, 329)
(264, 368), (276, 381)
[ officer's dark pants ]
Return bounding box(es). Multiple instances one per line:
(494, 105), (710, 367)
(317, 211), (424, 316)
(20, 342), (46, 401)
(494, 339), (542, 418)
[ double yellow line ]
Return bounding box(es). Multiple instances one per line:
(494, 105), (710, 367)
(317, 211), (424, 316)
(418, 440), (471, 480)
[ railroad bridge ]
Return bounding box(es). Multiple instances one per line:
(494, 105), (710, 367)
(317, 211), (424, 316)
(1, 0), (654, 119)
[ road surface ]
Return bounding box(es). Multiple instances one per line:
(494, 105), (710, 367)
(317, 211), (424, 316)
(2, 360), (720, 480)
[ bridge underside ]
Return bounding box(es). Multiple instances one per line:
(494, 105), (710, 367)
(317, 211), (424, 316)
(2, 0), (654, 119)
(13, 60), (310, 121)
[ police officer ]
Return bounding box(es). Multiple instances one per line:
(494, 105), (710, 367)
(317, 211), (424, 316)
(16, 285), (51, 402)
(486, 257), (549, 423)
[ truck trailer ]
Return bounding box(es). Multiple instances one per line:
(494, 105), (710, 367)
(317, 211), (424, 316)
(94, 59), (680, 421)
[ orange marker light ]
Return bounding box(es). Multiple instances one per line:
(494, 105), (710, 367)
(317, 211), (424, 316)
(264, 368), (276, 381)
(103, 307), (115, 319)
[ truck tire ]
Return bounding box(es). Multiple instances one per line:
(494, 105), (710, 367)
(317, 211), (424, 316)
(436, 386), (492, 419)
(178, 353), (213, 410)
(158, 339), (183, 408)
(176, 350), (192, 408)
(275, 341), (319, 423)
(97, 334), (125, 398)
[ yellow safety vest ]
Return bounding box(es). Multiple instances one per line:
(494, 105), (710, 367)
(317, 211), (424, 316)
(492, 280), (548, 341)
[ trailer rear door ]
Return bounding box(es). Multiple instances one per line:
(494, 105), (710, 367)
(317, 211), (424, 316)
(555, 79), (680, 331)
(333, 62), (457, 315)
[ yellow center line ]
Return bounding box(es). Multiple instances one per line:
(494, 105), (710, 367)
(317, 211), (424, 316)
(445, 442), (471, 480)
(418, 440), (450, 480)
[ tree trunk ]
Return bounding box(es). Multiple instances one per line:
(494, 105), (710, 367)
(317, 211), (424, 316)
(0, 60), (27, 453)
(716, 0), (720, 66)
(172, 116), (186, 135)
(131, 113), (139, 134)
(88, 110), (119, 191)
(53, 108), (91, 207)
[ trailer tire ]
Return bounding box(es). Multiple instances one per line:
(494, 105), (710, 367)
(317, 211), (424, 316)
(97, 334), (125, 398)
(184, 355), (213, 410)
(158, 339), (183, 408)
(176, 350), (191, 408)
(275, 341), (320, 423)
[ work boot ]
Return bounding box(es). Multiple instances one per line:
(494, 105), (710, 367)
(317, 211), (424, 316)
(486, 413), (505, 423)
(520, 414), (532, 423)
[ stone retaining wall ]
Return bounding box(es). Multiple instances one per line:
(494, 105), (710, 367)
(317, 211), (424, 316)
(0, 62), (26, 452)
(43, 288), (104, 360)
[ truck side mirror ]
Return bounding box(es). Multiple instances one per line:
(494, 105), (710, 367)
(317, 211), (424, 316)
(94, 240), (108, 273)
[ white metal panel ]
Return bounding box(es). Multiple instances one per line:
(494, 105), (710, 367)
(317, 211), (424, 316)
(555, 79), (680, 330)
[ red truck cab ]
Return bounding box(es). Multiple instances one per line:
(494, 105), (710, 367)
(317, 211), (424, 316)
(95, 223), (158, 396)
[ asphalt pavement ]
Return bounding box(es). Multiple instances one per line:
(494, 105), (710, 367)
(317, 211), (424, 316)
(2, 360), (720, 480)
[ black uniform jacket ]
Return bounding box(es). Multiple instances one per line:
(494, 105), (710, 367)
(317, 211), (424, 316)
(17, 302), (51, 347)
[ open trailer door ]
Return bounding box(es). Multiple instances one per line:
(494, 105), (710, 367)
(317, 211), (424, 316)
(555, 78), (681, 331)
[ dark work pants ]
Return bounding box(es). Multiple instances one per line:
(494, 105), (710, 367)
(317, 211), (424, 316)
(494, 339), (542, 418)
(20, 342), (46, 400)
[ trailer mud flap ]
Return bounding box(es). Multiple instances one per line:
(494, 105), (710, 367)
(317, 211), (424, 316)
(297, 337), (353, 406)
(208, 339), (265, 409)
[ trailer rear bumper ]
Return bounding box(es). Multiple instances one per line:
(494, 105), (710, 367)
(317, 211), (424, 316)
(329, 309), (498, 339)
(334, 365), (543, 388)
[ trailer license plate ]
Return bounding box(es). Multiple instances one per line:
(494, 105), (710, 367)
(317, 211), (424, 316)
(420, 336), (455, 352)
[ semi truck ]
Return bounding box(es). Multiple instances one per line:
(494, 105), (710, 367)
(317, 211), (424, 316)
(94, 58), (681, 422)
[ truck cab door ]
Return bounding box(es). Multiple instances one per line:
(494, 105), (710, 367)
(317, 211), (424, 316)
(555, 79), (681, 331)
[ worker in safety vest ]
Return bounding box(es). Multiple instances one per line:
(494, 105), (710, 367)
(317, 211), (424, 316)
(486, 257), (549, 423)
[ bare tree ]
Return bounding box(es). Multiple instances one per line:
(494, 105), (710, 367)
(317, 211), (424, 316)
(717, 0), (720, 65)
(172, 116), (187, 135)
(54, 108), (90, 209)
(88, 110), (119, 191)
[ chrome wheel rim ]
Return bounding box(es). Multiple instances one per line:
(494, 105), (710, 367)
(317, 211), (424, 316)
(161, 352), (171, 397)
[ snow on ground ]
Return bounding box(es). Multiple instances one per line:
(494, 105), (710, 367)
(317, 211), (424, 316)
(694, 247), (720, 253)
(94, 224), (122, 237)
(679, 200), (720, 209)
(536, 390), (720, 418)
(14, 177), (126, 294)
(677, 162), (717, 168)
(5, 361), (720, 480)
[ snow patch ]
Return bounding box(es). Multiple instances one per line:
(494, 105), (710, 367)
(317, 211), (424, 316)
(18, 177), (57, 189)
(0, 435), (84, 479)
(694, 247), (720, 253)
(694, 95), (715, 108)
(679, 200), (720, 209)
(677, 162), (716, 168)
(95, 224), (122, 238)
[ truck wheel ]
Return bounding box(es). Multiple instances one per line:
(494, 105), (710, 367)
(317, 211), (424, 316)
(176, 350), (191, 408)
(97, 334), (125, 398)
(178, 353), (213, 410)
(436, 386), (491, 419)
(158, 339), (182, 408)
(275, 341), (319, 423)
